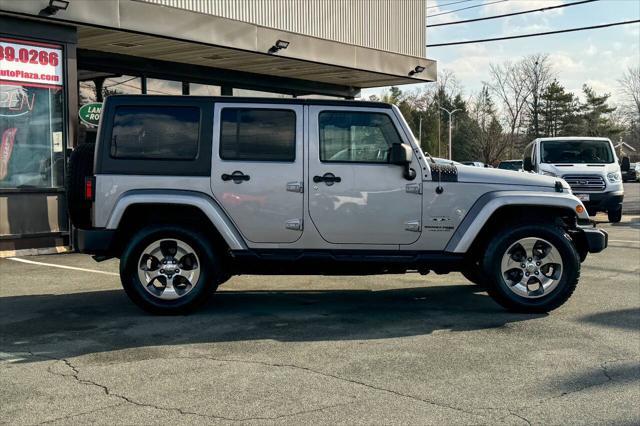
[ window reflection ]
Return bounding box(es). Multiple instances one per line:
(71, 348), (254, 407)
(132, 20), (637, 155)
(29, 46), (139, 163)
(0, 84), (65, 188)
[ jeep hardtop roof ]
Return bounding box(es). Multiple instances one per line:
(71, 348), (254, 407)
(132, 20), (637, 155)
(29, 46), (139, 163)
(103, 94), (393, 109)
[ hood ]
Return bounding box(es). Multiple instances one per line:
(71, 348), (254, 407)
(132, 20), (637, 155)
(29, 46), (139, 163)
(455, 165), (564, 188)
(539, 163), (618, 177)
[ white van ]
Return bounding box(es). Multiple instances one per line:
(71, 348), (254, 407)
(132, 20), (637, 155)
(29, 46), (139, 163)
(523, 137), (624, 222)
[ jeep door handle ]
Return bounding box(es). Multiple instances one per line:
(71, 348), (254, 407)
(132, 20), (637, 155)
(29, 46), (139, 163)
(313, 173), (341, 185)
(221, 171), (250, 183)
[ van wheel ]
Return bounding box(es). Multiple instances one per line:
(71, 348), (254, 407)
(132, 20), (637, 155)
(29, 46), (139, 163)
(607, 207), (622, 223)
(482, 223), (580, 313)
(120, 224), (223, 314)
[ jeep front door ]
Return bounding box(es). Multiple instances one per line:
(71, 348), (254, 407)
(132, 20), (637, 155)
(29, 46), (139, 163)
(307, 107), (422, 245)
(211, 104), (303, 244)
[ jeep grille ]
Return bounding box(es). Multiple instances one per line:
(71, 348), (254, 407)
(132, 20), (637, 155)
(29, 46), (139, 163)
(562, 174), (606, 192)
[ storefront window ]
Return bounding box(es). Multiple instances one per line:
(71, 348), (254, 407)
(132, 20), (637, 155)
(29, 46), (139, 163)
(0, 38), (65, 188)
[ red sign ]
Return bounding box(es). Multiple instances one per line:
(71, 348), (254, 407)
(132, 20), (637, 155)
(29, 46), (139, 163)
(0, 38), (63, 89)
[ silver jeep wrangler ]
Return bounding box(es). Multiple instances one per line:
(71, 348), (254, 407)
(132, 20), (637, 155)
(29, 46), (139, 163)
(69, 95), (608, 314)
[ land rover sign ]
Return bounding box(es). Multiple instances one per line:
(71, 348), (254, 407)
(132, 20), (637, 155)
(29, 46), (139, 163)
(79, 102), (102, 127)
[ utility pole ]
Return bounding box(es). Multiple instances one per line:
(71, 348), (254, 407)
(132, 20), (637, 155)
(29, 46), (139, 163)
(439, 107), (460, 160)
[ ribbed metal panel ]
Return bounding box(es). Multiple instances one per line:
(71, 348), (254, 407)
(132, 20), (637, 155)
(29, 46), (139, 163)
(138, 0), (426, 57)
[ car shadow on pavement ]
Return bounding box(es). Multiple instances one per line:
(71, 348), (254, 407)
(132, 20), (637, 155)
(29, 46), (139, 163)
(0, 284), (546, 362)
(580, 307), (640, 331)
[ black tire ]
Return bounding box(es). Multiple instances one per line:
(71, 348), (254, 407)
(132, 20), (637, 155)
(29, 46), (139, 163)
(120, 224), (224, 314)
(462, 260), (485, 287)
(482, 223), (580, 313)
(66, 143), (95, 229)
(607, 206), (622, 223)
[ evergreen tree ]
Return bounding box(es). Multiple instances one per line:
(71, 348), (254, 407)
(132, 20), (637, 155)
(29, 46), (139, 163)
(539, 80), (577, 137)
(579, 85), (620, 137)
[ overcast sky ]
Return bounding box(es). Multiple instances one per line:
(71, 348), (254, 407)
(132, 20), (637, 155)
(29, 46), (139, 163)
(361, 0), (640, 104)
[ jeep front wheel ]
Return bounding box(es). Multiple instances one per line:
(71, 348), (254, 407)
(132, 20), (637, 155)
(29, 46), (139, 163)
(120, 225), (223, 314)
(482, 223), (580, 313)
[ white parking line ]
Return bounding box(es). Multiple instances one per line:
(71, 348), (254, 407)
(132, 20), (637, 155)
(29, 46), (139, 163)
(609, 239), (640, 244)
(6, 257), (119, 276)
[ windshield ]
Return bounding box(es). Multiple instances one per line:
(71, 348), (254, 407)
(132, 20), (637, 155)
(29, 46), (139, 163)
(541, 140), (614, 164)
(498, 161), (522, 170)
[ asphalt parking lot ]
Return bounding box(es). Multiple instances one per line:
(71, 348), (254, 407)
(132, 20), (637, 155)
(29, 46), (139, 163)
(1, 188), (639, 425)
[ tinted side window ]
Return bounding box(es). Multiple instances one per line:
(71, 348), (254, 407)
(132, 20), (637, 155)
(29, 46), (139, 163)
(110, 106), (200, 160)
(220, 108), (296, 161)
(319, 111), (402, 163)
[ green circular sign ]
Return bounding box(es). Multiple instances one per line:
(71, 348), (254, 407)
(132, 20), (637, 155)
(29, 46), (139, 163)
(79, 102), (102, 127)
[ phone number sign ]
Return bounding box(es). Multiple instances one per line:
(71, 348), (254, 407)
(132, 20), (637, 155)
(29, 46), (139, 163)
(0, 38), (63, 88)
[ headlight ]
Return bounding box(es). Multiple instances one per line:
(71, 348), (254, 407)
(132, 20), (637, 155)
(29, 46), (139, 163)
(607, 172), (621, 183)
(541, 171), (557, 177)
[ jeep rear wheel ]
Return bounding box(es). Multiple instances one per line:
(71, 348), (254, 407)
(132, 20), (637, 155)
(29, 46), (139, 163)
(120, 224), (223, 314)
(482, 223), (580, 313)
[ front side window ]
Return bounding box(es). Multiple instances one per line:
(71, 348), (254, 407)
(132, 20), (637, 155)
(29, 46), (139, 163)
(110, 106), (200, 160)
(220, 108), (296, 161)
(319, 111), (402, 163)
(541, 140), (614, 164)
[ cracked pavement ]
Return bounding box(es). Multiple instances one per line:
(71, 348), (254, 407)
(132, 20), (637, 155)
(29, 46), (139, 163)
(1, 212), (639, 425)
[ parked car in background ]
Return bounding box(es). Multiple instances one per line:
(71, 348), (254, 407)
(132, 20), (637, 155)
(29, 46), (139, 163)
(461, 161), (485, 167)
(621, 161), (637, 182)
(497, 160), (523, 171)
(523, 137), (625, 222)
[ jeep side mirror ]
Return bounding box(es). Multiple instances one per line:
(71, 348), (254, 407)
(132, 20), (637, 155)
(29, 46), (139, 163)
(621, 157), (630, 172)
(390, 143), (412, 165)
(523, 156), (534, 172)
(389, 144), (416, 180)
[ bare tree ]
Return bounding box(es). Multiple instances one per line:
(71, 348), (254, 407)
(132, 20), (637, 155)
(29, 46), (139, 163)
(521, 54), (554, 137)
(470, 85), (509, 165)
(486, 61), (532, 158)
(618, 66), (640, 118)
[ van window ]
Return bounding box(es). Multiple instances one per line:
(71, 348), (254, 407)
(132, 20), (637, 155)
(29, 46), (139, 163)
(319, 111), (402, 163)
(110, 106), (200, 160)
(220, 108), (296, 161)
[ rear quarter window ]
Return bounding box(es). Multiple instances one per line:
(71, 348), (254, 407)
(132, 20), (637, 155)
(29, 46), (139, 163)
(110, 106), (200, 160)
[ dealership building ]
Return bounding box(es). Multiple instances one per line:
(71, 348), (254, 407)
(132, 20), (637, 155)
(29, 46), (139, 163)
(0, 0), (436, 254)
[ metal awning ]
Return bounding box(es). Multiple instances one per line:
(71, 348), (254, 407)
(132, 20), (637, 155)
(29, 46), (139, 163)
(77, 26), (434, 93)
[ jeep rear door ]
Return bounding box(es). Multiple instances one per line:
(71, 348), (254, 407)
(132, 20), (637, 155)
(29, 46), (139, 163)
(307, 106), (422, 245)
(211, 103), (303, 244)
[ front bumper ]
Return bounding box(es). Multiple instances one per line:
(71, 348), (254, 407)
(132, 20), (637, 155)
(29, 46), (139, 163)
(73, 228), (116, 255)
(577, 191), (623, 213)
(578, 225), (608, 253)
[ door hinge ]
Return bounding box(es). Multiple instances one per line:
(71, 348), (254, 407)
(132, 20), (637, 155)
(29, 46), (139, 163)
(406, 183), (422, 194)
(404, 220), (421, 232)
(286, 181), (304, 193)
(285, 218), (303, 231)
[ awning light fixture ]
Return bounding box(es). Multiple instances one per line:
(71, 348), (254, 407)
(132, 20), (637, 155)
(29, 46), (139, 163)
(268, 40), (290, 54)
(409, 65), (426, 76)
(40, 0), (69, 16)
